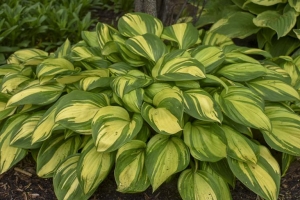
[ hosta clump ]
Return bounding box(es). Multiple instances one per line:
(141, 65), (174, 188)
(0, 12), (300, 200)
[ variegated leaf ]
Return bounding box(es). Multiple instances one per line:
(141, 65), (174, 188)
(210, 12), (260, 39)
(228, 145), (280, 200)
(122, 88), (144, 113)
(209, 159), (235, 187)
(141, 88), (183, 135)
(191, 45), (225, 73)
(201, 162), (232, 200)
(222, 125), (260, 163)
(10, 111), (44, 149)
(6, 82), (65, 107)
(0, 93), (16, 120)
(289, 0), (300, 12)
(146, 134), (190, 191)
(152, 56), (206, 81)
(183, 121), (226, 162)
(36, 58), (75, 81)
(77, 138), (114, 195)
(216, 86), (271, 131)
(247, 79), (300, 101)
(116, 42), (145, 67)
(111, 70), (153, 98)
(96, 22), (117, 49)
(225, 52), (260, 64)
(9, 49), (48, 65)
(0, 115), (27, 174)
(92, 106), (143, 152)
(217, 63), (266, 82)
(126, 33), (167, 62)
(183, 89), (223, 123)
(36, 134), (81, 178)
(53, 155), (91, 200)
(253, 9), (298, 38)
(161, 23), (199, 49)
(54, 39), (71, 58)
(1, 73), (30, 94)
(118, 12), (163, 37)
(115, 140), (150, 192)
(55, 91), (110, 134)
(32, 101), (60, 144)
(0, 64), (23, 76)
(178, 169), (221, 200)
(261, 103), (300, 156)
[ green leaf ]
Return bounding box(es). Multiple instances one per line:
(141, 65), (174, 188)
(6, 81), (65, 107)
(126, 33), (167, 62)
(225, 52), (260, 64)
(228, 145), (281, 200)
(77, 139), (114, 195)
(261, 103), (300, 156)
(141, 88), (183, 135)
(118, 12), (163, 37)
(122, 88), (144, 113)
(54, 39), (71, 58)
(96, 22), (117, 49)
(55, 91), (110, 134)
(222, 125), (260, 163)
(36, 134), (81, 178)
(0, 94), (16, 120)
(216, 86), (271, 131)
(281, 153), (295, 176)
(216, 63), (267, 82)
(178, 169), (221, 200)
(161, 23), (199, 49)
(247, 79), (300, 101)
(183, 89), (223, 123)
(115, 140), (150, 192)
(92, 106), (143, 152)
(253, 9), (298, 38)
(250, 0), (286, 6)
(0, 115), (27, 174)
(152, 56), (206, 81)
(289, 0), (300, 12)
(145, 134), (190, 191)
(191, 45), (225, 73)
(184, 121), (226, 162)
(81, 31), (98, 47)
(53, 155), (91, 200)
(210, 12), (260, 39)
(9, 49), (48, 65)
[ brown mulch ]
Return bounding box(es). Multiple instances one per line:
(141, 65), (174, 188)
(0, 155), (299, 200)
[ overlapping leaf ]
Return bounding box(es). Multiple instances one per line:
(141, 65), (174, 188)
(126, 33), (167, 62)
(115, 140), (149, 192)
(0, 93), (16, 120)
(215, 86), (271, 131)
(77, 138), (114, 195)
(1, 73), (30, 94)
(183, 89), (223, 122)
(92, 106), (143, 152)
(191, 45), (225, 73)
(261, 103), (300, 156)
(118, 12), (163, 37)
(0, 115), (27, 174)
(216, 63), (266, 82)
(161, 23), (199, 49)
(36, 134), (81, 178)
(53, 155), (91, 200)
(183, 121), (226, 162)
(55, 90), (110, 134)
(178, 169), (222, 200)
(228, 146), (280, 200)
(222, 125), (260, 163)
(145, 134), (190, 191)
(141, 88), (183, 135)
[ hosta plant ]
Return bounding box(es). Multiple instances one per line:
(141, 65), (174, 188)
(194, 0), (300, 57)
(0, 12), (300, 200)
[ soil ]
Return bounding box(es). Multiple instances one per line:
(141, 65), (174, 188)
(0, 155), (299, 200)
